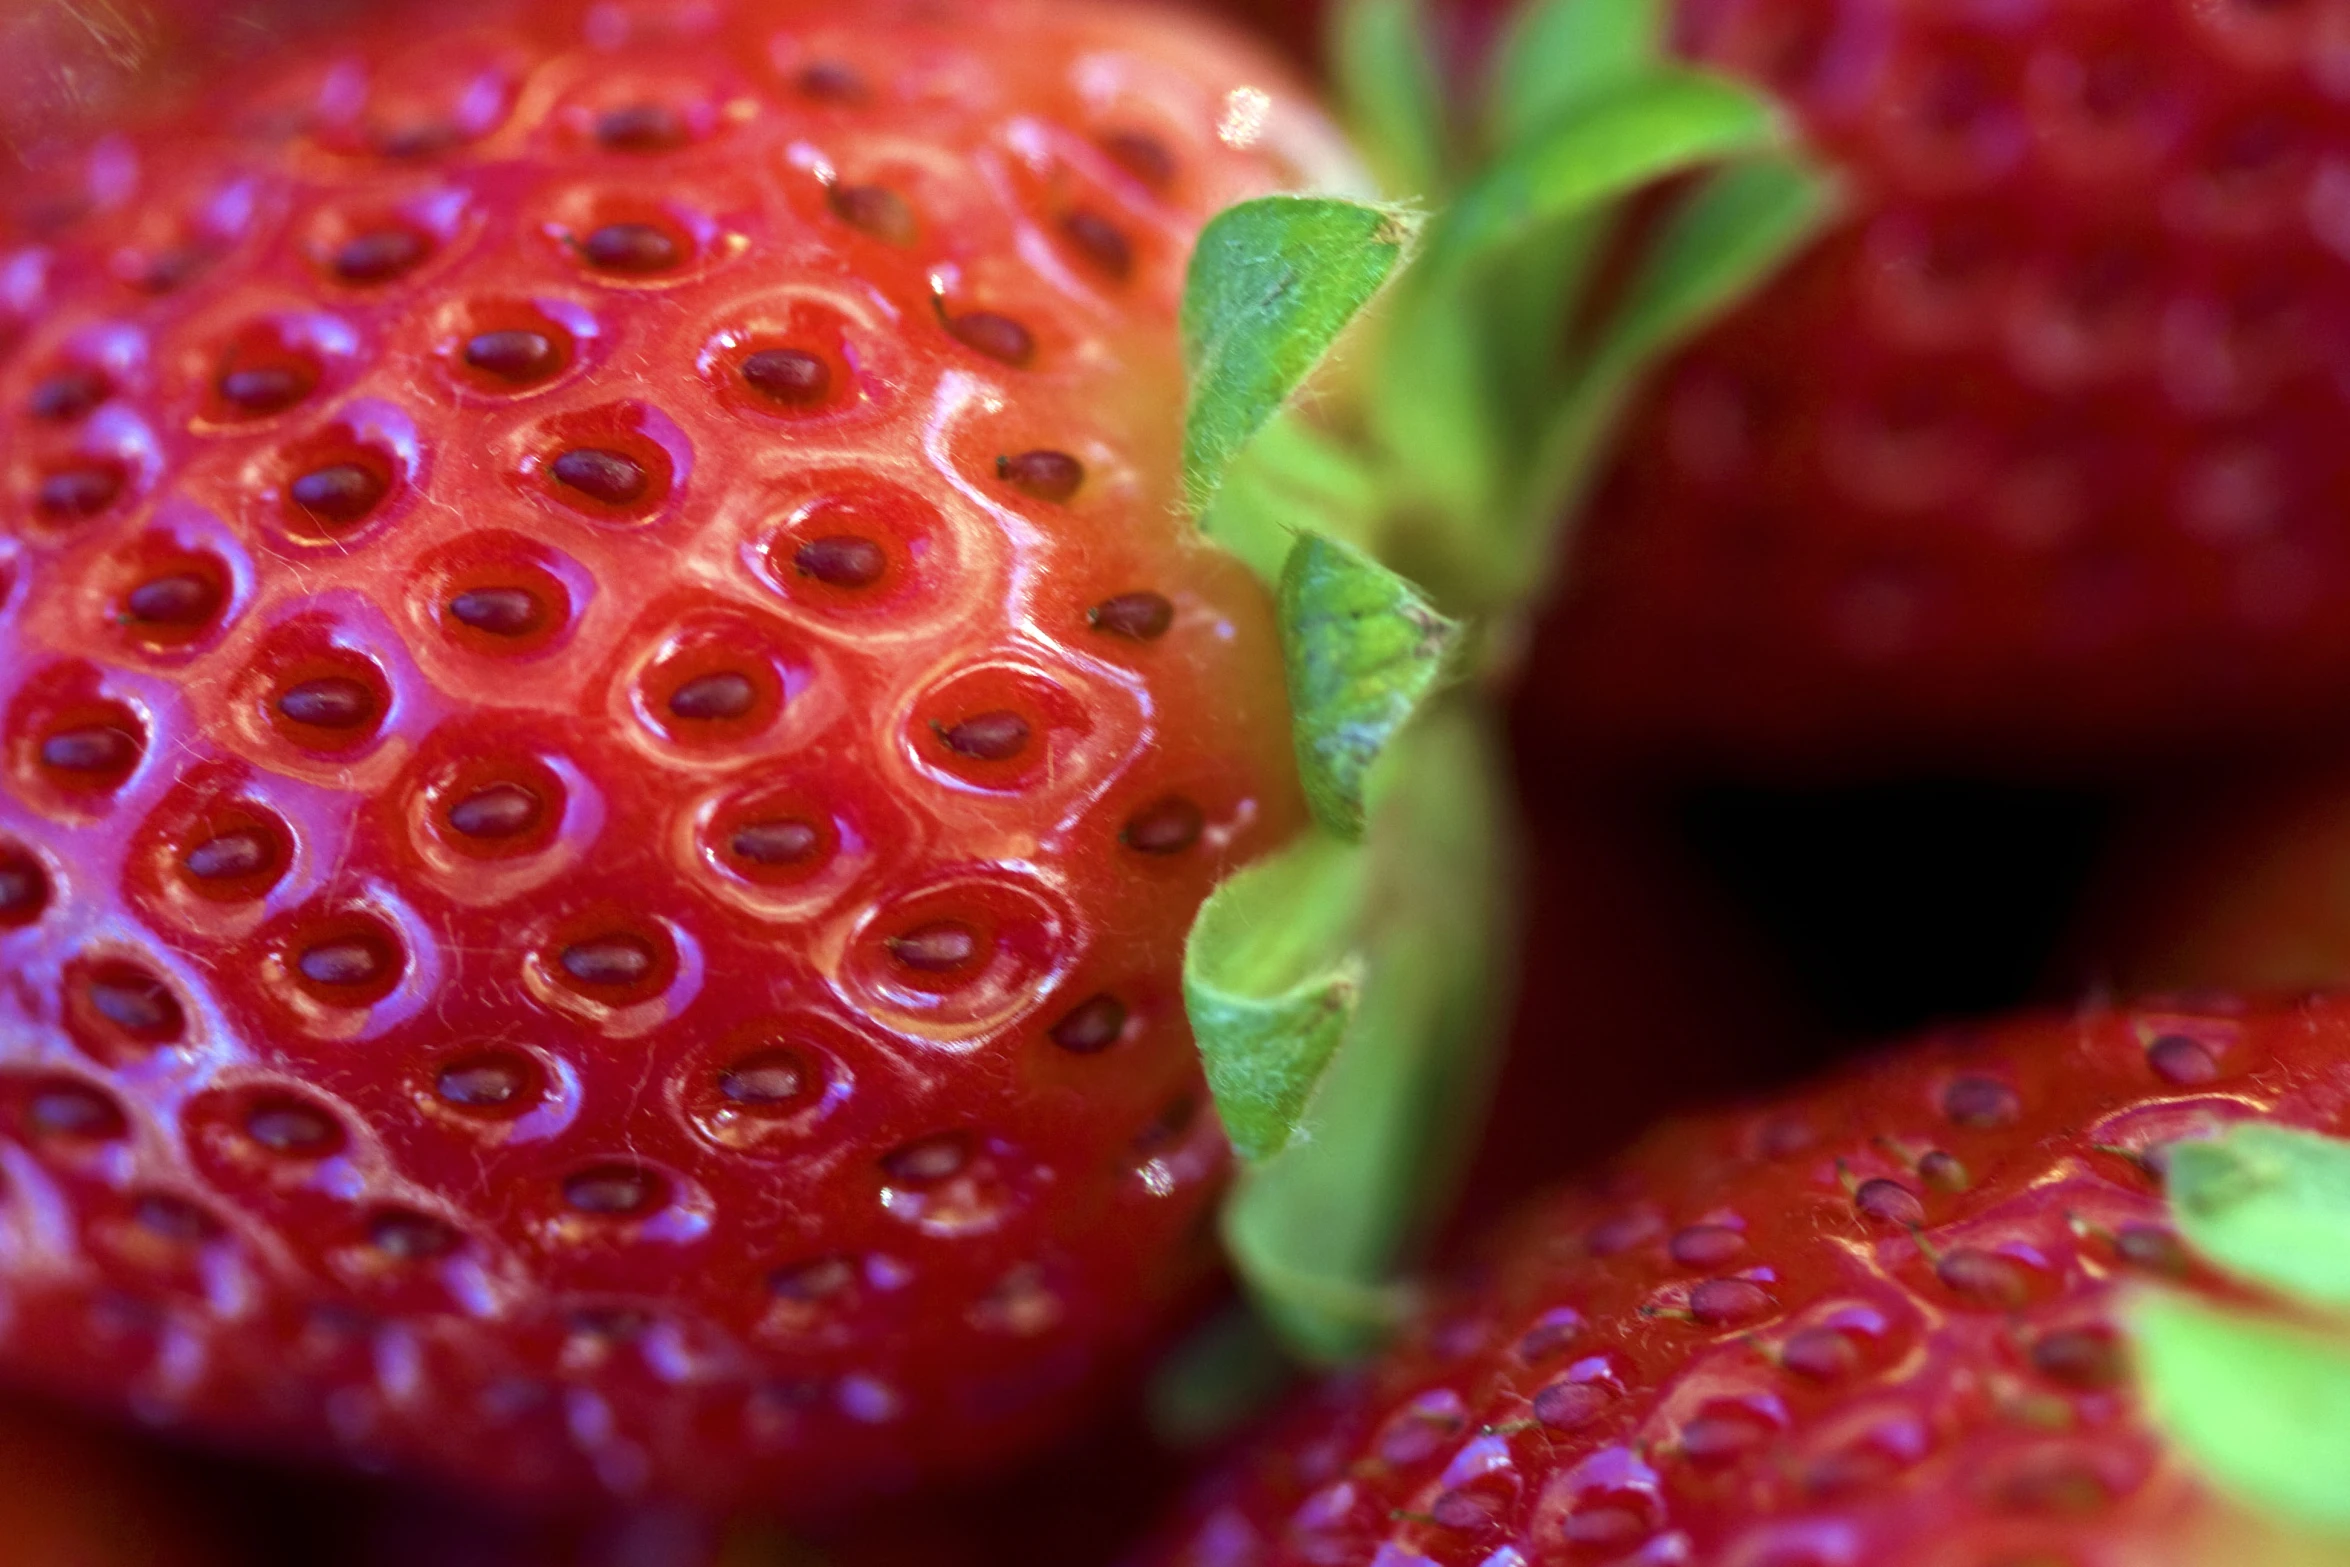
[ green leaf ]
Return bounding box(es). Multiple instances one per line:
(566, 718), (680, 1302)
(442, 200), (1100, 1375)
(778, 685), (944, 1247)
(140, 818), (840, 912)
(2134, 1291), (2350, 1536)
(1182, 196), (1416, 518)
(1196, 412), (1383, 586)
(1331, 0), (1449, 198)
(1486, 0), (1662, 150)
(1430, 68), (1784, 273)
(1221, 702), (1515, 1361)
(1278, 532), (1459, 839)
(1517, 154), (1836, 561)
(2168, 1124), (2350, 1312)
(1183, 829), (1367, 1163)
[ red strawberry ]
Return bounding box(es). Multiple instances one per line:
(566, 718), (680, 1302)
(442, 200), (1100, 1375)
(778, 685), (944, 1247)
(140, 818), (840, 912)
(2069, 752), (2350, 996)
(0, 0), (1348, 1511)
(1139, 996), (2350, 1564)
(1519, 0), (2350, 772)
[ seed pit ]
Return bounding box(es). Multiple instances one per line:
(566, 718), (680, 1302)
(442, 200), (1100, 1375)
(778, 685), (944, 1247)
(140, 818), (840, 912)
(1853, 1177), (1925, 1226)
(795, 61), (867, 102)
(288, 461), (389, 528)
(0, 848), (50, 926)
(216, 360), (316, 417)
(945, 309), (1034, 366)
(434, 1050), (539, 1114)
(792, 535), (886, 589)
(1088, 592), (1173, 640)
(134, 1193), (220, 1246)
(1942, 1075), (2020, 1128)
(668, 671), (756, 722)
(829, 183), (916, 244)
(550, 447), (648, 506)
(1048, 993), (1126, 1054)
(1121, 796), (1203, 855)
(276, 676), (379, 731)
(995, 450), (1082, 502)
(447, 585), (550, 641)
(368, 1208), (458, 1260)
(1100, 129), (1175, 189)
(463, 328), (565, 385)
(557, 933), (659, 990)
(243, 1095), (343, 1157)
(2146, 1033), (2221, 1085)
(887, 920), (979, 974)
(1059, 209), (1131, 278)
(122, 572), (224, 632)
(330, 228), (431, 284)
(38, 714), (142, 788)
(580, 221), (683, 274)
(770, 1256), (853, 1301)
(730, 818), (819, 866)
(26, 1078), (125, 1140)
(595, 103), (691, 152)
(295, 930), (397, 994)
(28, 367), (109, 421)
(181, 824), (285, 890)
(446, 782), (543, 840)
(881, 1132), (967, 1185)
(37, 462), (124, 519)
(718, 1049), (808, 1110)
(741, 348), (830, 405)
(70, 960), (185, 1051)
(934, 710), (1030, 762)
(562, 1162), (662, 1216)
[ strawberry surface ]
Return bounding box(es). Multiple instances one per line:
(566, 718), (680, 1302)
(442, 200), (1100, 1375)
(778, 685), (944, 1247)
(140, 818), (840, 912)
(1141, 996), (2350, 1564)
(0, 0), (1344, 1511)
(1522, 0), (2350, 773)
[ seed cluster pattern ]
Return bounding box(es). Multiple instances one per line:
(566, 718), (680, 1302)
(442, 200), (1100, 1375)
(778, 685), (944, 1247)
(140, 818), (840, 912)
(1149, 1001), (2330, 1565)
(0, 0), (1331, 1508)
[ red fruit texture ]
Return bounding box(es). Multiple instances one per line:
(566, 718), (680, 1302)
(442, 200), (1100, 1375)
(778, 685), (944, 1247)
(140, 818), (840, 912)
(1140, 996), (2342, 1565)
(0, 0), (1342, 1512)
(2071, 751), (2350, 996)
(1526, 0), (2350, 774)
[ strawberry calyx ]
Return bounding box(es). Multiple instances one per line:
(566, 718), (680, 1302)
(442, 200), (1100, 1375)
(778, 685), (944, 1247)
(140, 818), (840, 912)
(2134, 1123), (2350, 1541)
(1171, 0), (1834, 1372)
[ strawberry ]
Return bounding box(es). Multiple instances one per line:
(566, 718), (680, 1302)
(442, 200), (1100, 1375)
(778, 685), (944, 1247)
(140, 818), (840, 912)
(1512, 0), (2350, 772)
(1139, 995), (2350, 1565)
(2068, 752), (2350, 996)
(0, 0), (1820, 1514)
(0, 0), (1350, 1511)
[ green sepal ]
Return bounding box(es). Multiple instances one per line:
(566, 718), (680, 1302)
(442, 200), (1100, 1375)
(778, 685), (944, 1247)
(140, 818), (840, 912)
(1181, 196), (1417, 520)
(2134, 1291), (2350, 1537)
(1195, 413), (1383, 587)
(1219, 701), (1514, 1361)
(2168, 1124), (2350, 1313)
(1183, 830), (1367, 1164)
(1330, 0), (1449, 199)
(1515, 154), (1836, 565)
(1430, 69), (1784, 274)
(1278, 532), (1460, 840)
(1485, 0), (1662, 150)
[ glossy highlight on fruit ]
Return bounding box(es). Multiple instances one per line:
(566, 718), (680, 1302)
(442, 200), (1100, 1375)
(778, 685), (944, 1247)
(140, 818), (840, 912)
(0, 0), (1344, 1511)
(1144, 996), (2350, 1564)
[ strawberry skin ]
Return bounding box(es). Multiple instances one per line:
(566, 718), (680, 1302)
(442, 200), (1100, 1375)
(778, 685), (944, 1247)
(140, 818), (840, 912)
(1144, 997), (2345, 1564)
(1526, 0), (2350, 771)
(0, 0), (1338, 1510)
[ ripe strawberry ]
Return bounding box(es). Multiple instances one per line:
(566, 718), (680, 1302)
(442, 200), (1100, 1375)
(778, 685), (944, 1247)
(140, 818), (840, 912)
(0, 0), (1348, 1511)
(2068, 752), (2350, 996)
(1140, 996), (2350, 1564)
(1520, 0), (2350, 771)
